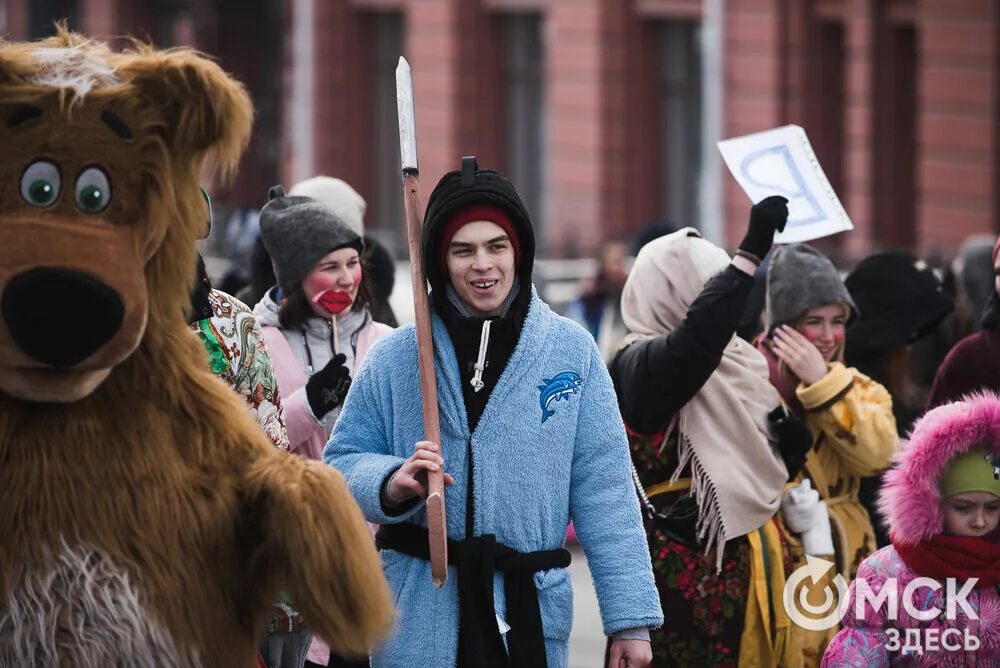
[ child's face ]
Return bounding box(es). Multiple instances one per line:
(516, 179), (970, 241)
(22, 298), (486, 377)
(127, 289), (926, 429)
(942, 492), (1000, 537)
(792, 304), (847, 363)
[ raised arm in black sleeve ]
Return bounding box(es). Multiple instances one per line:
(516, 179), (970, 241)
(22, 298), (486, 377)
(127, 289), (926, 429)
(609, 264), (755, 435)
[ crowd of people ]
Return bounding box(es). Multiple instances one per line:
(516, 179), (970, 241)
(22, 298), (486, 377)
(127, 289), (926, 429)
(198, 162), (1000, 668)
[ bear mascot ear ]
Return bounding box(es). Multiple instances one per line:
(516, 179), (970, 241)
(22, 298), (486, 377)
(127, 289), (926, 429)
(117, 49), (253, 178)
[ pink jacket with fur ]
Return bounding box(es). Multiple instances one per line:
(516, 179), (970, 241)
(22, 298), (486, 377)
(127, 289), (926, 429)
(822, 393), (1000, 667)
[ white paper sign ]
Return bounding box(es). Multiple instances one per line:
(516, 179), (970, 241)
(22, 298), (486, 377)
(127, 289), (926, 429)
(717, 125), (853, 244)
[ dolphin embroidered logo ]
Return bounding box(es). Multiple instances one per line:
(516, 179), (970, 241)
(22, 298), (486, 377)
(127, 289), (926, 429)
(538, 371), (583, 424)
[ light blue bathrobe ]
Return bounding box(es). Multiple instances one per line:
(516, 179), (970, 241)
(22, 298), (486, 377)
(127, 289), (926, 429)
(325, 289), (662, 667)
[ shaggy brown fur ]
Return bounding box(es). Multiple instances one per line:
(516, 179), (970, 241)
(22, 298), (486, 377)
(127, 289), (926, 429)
(0, 31), (393, 665)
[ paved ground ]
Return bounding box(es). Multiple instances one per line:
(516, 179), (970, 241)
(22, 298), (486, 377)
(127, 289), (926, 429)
(567, 544), (606, 668)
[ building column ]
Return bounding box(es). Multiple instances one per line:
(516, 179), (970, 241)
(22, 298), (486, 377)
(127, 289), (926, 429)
(841, 0), (875, 260)
(407, 0), (462, 191)
(546, 0), (604, 256)
(5, 0), (29, 39)
(283, 0), (315, 186)
(722, 0), (784, 248)
(311, 0), (367, 188)
(916, 0), (998, 255)
(79, 0), (118, 39)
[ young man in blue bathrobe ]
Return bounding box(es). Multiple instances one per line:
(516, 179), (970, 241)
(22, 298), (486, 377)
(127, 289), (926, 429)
(325, 159), (662, 667)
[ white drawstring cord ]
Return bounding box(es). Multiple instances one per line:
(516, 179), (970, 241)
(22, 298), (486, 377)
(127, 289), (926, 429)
(471, 320), (491, 393)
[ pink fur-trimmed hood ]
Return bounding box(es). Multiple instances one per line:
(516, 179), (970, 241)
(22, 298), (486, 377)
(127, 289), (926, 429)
(879, 391), (1000, 546)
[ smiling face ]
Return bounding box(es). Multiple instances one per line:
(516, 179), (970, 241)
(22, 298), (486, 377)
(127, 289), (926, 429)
(445, 220), (516, 318)
(301, 247), (362, 318)
(793, 304), (848, 363)
(942, 491), (1000, 537)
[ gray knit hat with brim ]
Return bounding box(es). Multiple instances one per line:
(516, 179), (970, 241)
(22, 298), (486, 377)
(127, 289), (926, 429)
(259, 185), (364, 295)
(765, 243), (858, 332)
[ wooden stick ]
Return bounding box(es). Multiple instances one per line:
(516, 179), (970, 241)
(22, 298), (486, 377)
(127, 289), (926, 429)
(397, 57), (447, 585)
(400, 173), (448, 586)
(331, 315), (340, 356)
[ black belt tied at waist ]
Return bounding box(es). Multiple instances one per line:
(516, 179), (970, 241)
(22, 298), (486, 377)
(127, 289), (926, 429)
(375, 522), (572, 668)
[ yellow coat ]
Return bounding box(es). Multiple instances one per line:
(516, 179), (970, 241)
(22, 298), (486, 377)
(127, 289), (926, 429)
(780, 362), (898, 667)
(792, 362), (897, 576)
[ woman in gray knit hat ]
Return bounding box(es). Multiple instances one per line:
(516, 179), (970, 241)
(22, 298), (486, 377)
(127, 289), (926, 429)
(758, 243), (897, 667)
(251, 185), (394, 668)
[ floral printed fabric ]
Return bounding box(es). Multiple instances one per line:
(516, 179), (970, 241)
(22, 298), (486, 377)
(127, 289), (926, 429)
(630, 429), (793, 666)
(193, 289), (289, 451)
(650, 525), (749, 666)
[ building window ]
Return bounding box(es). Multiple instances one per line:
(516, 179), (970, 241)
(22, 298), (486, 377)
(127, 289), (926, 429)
(29, 0), (77, 38)
(366, 11), (404, 254)
(873, 13), (917, 248)
(808, 21), (847, 204)
(500, 13), (546, 234)
(659, 20), (703, 228)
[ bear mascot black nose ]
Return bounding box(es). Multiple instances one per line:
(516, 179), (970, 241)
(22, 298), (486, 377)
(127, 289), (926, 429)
(1, 268), (125, 368)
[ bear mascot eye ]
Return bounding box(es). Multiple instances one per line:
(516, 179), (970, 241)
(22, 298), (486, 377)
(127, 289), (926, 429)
(75, 166), (111, 213)
(20, 160), (62, 208)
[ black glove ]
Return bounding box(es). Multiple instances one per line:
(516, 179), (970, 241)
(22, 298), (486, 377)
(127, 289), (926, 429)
(739, 195), (789, 261)
(305, 353), (352, 418)
(768, 404), (812, 480)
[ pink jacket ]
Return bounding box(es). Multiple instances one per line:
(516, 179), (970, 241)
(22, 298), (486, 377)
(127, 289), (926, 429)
(258, 308), (391, 665)
(822, 545), (1000, 667)
(822, 393), (1000, 666)
(261, 317), (392, 461)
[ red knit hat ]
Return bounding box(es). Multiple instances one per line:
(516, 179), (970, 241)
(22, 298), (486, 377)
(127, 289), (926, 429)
(438, 204), (521, 267)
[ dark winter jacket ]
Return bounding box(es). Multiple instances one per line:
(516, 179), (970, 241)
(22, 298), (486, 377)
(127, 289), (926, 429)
(927, 326), (1000, 408)
(844, 251), (953, 547)
(609, 264), (754, 435)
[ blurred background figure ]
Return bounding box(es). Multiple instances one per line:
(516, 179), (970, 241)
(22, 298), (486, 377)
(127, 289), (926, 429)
(630, 221), (679, 258)
(950, 235), (997, 337)
(236, 234), (279, 310)
(565, 238), (629, 359)
(845, 251), (953, 432)
(289, 176), (399, 327)
(928, 235), (1000, 408)
(216, 206), (262, 295)
(843, 251), (953, 547)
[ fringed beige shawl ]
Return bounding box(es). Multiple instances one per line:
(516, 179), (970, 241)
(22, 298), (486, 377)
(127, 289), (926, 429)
(621, 228), (789, 569)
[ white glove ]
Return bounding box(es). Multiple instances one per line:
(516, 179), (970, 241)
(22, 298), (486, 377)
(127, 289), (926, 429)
(781, 480), (835, 556)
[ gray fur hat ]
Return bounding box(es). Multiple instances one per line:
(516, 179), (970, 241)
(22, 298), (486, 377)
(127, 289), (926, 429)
(259, 185), (363, 295)
(765, 244), (857, 332)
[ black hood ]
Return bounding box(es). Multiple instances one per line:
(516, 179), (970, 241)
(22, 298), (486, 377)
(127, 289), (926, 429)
(421, 160), (536, 433)
(422, 162), (535, 312)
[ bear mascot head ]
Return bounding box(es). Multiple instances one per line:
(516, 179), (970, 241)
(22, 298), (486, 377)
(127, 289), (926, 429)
(0, 29), (393, 666)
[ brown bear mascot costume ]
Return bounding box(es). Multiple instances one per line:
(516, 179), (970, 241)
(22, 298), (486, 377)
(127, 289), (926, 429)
(0, 30), (393, 666)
